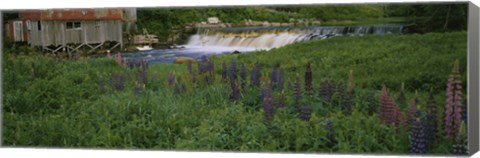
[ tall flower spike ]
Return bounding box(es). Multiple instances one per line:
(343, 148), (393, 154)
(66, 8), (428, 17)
(230, 79), (240, 101)
(445, 59), (463, 139)
(240, 63), (247, 90)
(228, 59), (237, 82)
(270, 67), (278, 90)
(278, 68), (285, 91)
(453, 121), (468, 155)
(410, 117), (427, 154)
(294, 73), (302, 108)
(325, 120), (336, 148)
(406, 99), (418, 131)
(299, 104), (311, 121)
(263, 86), (274, 123)
(342, 89), (354, 115)
(304, 61), (313, 96)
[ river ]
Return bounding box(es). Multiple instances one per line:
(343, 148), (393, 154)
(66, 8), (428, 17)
(119, 24), (405, 64)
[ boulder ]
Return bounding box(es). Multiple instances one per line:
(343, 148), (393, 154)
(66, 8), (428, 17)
(232, 50), (241, 54)
(174, 57), (197, 64)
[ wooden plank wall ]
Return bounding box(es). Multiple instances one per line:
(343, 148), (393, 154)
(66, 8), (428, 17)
(26, 20), (123, 47)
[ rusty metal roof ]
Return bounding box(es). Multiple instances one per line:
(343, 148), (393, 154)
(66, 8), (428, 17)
(19, 9), (125, 21)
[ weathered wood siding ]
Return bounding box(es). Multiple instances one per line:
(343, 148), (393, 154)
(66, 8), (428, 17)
(27, 20), (122, 46)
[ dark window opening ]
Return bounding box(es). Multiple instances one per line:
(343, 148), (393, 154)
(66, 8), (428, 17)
(37, 21), (41, 30)
(66, 21), (81, 29)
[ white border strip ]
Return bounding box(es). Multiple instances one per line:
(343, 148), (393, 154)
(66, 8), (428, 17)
(0, 0), (470, 10)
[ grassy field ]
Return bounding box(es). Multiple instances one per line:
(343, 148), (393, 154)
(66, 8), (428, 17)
(2, 31), (468, 154)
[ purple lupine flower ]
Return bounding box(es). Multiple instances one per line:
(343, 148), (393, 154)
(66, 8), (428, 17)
(270, 67), (278, 90)
(294, 73), (302, 108)
(250, 63), (261, 87)
(208, 59), (214, 81)
(453, 121), (468, 155)
(325, 120), (336, 148)
(230, 80), (240, 101)
(332, 80), (345, 107)
(299, 104), (311, 121)
(319, 79), (330, 103)
(197, 60), (205, 74)
(228, 59), (237, 82)
(406, 99), (419, 131)
(278, 68), (284, 91)
(222, 61), (227, 81)
(263, 86), (274, 122)
(137, 69), (148, 86)
(240, 63), (247, 90)
(410, 116), (427, 154)
(425, 91), (438, 149)
(114, 73), (125, 91)
(304, 61), (313, 96)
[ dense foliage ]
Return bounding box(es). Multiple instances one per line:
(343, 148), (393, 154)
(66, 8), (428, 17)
(3, 32), (467, 155)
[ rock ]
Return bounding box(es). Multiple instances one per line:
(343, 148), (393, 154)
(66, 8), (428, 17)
(232, 50), (241, 54)
(174, 57), (197, 64)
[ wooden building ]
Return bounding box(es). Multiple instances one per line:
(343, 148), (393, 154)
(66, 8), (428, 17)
(6, 8), (136, 53)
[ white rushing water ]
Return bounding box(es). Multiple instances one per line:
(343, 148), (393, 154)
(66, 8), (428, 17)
(184, 24), (404, 51)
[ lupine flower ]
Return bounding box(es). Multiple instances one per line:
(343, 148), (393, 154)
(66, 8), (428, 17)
(278, 68), (285, 91)
(378, 85), (403, 126)
(263, 86), (274, 122)
(208, 59), (214, 81)
(277, 90), (286, 108)
(228, 59), (237, 82)
(230, 80), (240, 101)
(137, 69), (148, 86)
(113, 73), (125, 91)
(250, 63), (262, 87)
(240, 63), (247, 90)
(410, 116), (427, 154)
(294, 73), (302, 108)
(366, 90), (377, 115)
(221, 61), (227, 82)
(406, 99), (419, 130)
(319, 78), (333, 104)
(123, 58), (128, 68)
(425, 91), (438, 149)
(453, 121), (468, 155)
(304, 61), (313, 95)
(325, 120), (336, 148)
(270, 67), (278, 90)
(299, 104), (311, 121)
(445, 60), (463, 139)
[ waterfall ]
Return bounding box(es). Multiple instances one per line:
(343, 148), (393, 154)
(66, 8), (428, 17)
(185, 24), (404, 50)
